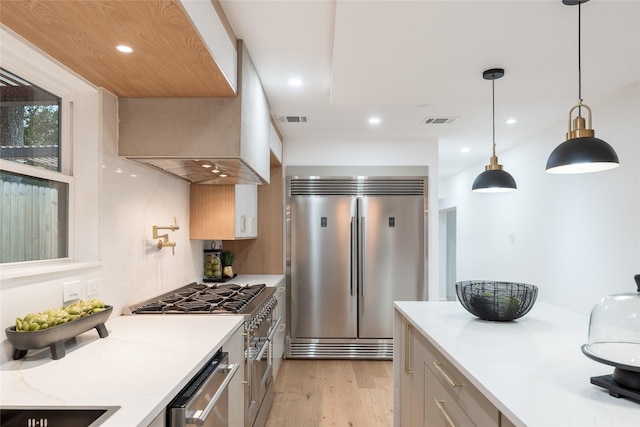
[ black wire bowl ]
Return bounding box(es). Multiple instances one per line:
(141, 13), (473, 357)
(455, 281), (538, 321)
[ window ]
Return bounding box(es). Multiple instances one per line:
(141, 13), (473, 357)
(0, 68), (70, 263)
(1, 69), (61, 170)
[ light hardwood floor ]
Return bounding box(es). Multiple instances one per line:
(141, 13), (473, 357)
(265, 359), (394, 427)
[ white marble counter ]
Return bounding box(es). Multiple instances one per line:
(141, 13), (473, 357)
(0, 314), (243, 426)
(232, 274), (284, 287)
(394, 301), (640, 427)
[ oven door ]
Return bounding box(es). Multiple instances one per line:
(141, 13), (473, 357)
(168, 352), (239, 427)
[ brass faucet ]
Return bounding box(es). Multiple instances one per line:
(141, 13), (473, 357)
(153, 217), (180, 255)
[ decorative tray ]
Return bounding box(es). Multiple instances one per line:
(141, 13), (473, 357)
(581, 343), (640, 372)
(5, 306), (113, 360)
(203, 274), (237, 283)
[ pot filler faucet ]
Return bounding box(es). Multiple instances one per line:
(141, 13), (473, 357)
(153, 217), (180, 255)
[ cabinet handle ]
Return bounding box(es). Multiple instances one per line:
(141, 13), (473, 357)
(404, 322), (413, 374)
(432, 362), (460, 388)
(434, 399), (456, 427)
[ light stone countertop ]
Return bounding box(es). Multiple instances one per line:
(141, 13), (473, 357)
(232, 274), (284, 287)
(394, 301), (640, 427)
(0, 314), (244, 426)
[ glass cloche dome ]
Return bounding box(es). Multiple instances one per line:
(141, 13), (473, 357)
(581, 275), (640, 397)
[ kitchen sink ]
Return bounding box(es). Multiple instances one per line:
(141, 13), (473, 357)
(0, 406), (119, 426)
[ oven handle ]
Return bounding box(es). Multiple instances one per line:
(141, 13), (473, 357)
(256, 316), (282, 362)
(187, 362), (239, 426)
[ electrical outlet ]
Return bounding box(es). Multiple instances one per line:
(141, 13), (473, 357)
(509, 233), (516, 245)
(63, 281), (81, 303)
(87, 279), (101, 296)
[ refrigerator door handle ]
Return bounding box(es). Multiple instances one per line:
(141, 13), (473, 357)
(359, 215), (365, 297)
(350, 215), (356, 296)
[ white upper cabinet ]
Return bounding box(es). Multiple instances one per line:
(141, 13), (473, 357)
(234, 184), (258, 238)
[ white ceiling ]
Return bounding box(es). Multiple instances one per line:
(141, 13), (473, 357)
(219, 0), (640, 177)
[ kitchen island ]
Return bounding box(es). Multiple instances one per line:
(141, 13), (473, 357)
(394, 301), (640, 427)
(0, 314), (243, 426)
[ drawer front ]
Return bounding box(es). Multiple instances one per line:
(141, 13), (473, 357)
(425, 363), (476, 427)
(418, 333), (499, 427)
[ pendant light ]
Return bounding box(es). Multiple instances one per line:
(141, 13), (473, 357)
(545, 0), (619, 174)
(472, 68), (517, 193)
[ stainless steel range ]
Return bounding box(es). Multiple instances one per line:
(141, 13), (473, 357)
(126, 282), (279, 427)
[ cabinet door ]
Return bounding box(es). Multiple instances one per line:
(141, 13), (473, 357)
(397, 316), (426, 427)
(395, 313), (410, 426)
(235, 184), (257, 238)
(226, 324), (245, 427)
(411, 325), (429, 427)
(272, 280), (286, 378)
(190, 184), (258, 240)
(396, 311), (502, 427)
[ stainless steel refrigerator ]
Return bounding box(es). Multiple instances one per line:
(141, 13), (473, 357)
(287, 177), (427, 359)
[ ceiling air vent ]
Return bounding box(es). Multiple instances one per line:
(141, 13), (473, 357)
(423, 117), (456, 125)
(276, 115), (308, 123)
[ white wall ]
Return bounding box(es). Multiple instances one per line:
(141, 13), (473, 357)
(284, 136), (440, 300)
(98, 90), (204, 309)
(0, 31), (204, 363)
(440, 82), (640, 315)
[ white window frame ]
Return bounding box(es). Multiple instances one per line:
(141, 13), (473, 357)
(0, 29), (100, 281)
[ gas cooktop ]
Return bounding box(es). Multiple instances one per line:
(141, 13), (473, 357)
(125, 282), (272, 316)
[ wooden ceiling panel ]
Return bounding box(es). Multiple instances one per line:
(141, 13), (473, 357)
(0, 1), (237, 98)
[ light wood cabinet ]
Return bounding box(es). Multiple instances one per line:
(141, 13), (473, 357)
(221, 164), (284, 274)
(272, 279), (286, 378)
(190, 184), (257, 240)
(396, 310), (501, 427)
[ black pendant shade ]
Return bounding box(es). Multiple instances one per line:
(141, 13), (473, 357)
(546, 0), (620, 174)
(546, 136), (619, 174)
(472, 68), (517, 193)
(472, 169), (517, 193)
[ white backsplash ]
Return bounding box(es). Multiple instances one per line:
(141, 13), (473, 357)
(99, 153), (204, 310)
(0, 89), (205, 363)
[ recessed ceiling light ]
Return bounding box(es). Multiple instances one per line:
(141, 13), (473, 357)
(506, 118), (517, 124)
(369, 117), (381, 125)
(288, 78), (303, 87)
(461, 147), (470, 153)
(116, 45), (133, 53)
(202, 164), (211, 168)
(219, 172), (228, 178)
